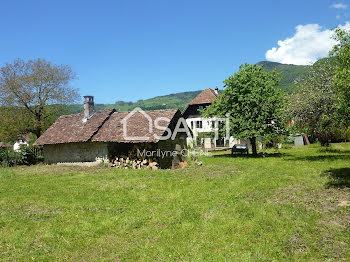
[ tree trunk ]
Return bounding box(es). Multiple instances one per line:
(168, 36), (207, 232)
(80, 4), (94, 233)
(250, 137), (257, 155)
(34, 112), (43, 138)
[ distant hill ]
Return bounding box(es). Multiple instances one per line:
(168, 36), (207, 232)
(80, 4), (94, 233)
(64, 90), (202, 114)
(64, 61), (311, 115)
(257, 61), (310, 93)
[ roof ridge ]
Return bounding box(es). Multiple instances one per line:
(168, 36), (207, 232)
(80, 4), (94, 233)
(188, 88), (218, 105)
(123, 108), (178, 113)
(59, 108), (115, 118)
(89, 109), (116, 142)
(209, 88), (218, 97)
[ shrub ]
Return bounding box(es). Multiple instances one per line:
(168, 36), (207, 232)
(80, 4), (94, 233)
(262, 134), (286, 151)
(344, 127), (350, 142)
(18, 146), (38, 165)
(0, 148), (20, 167)
(0, 146), (41, 167)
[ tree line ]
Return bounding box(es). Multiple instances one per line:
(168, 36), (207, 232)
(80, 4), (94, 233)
(0, 28), (349, 154)
(203, 27), (350, 154)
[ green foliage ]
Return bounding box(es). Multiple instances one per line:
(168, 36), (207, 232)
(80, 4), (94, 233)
(17, 146), (39, 165)
(196, 132), (215, 146)
(0, 107), (32, 142)
(0, 105), (63, 143)
(287, 57), (343, 145)
(331, 28), (350, 126)
(204, 63), (286, 154)
(344, 126), (350, 142)
(262, 134), (287, 151)
(0, 148), (20, 167)
(257, 61), (310, 93)
(0, 58), (79, 137)
(0, 146), (41, 167)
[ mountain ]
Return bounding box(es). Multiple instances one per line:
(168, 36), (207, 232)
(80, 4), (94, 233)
(64, 90), (202, 114)
(63, 61), (310, 115)
(257, 61), (310, 93)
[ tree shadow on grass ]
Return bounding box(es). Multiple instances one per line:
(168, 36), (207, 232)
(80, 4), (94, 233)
(290, 154), (350, 162)
(322, 168), (350, 188)
(318, 148), (350, 154)
(211, 152), (290, 159)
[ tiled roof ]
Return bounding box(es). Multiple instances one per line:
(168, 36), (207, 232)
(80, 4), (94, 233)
(92, 109), (179, 143)
(34, 109), (115, 145)
(17, 134), (31, 142)
(189, 88), (218, 105)
(34, 108), (181, 145)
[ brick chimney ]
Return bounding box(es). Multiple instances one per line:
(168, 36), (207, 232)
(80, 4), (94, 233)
(83, 96), (94, 120)
(214, 87), (219, 95)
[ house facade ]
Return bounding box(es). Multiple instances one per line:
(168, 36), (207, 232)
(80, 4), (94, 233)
(34, 96), (188, 169)
(183, 88), (251, 149)
(183, 88), (233, 148)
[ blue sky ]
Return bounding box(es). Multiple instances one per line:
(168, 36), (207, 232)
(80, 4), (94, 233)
(0, 0), (349, 103)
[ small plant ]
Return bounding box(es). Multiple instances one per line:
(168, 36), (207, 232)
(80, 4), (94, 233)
(344, 126), (350, 142)
(263, 134), (286, 152)
(0, 145), (41, 167)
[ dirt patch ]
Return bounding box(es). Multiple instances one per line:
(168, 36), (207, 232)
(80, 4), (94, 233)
(178, 165), (240, 179)
(272, 185), (350, 213)
(272, 185), (350, 259)
(0, 203), (62, 220)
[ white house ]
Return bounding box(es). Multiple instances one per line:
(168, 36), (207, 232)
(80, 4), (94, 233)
(13, 134), (30, 151)
(183, 88), (237, 149)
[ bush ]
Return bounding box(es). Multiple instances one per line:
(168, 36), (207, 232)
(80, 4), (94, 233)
(0, 148), (20, 167)
(0, 146), (41, 167)
(18, 146), (38, 165)
(344, 127), (350, 142)
(262, 134), (286, 151)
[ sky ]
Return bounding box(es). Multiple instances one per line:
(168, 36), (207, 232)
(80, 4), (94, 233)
(0, 0), (349, 104)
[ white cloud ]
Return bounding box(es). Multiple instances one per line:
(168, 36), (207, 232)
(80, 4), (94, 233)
(331, 3), (347, 9)
(265, 22), (350, 65)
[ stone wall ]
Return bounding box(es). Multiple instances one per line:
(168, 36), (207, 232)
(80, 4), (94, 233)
(156, 134), (187, 169)
(43, 142), (108, 164)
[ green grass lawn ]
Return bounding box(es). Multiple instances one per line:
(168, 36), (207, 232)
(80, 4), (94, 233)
(0, 143), (350, 261)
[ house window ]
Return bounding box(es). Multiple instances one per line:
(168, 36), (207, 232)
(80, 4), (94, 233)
(196, 121), (203, 128)
(199, 105), (204, 111)
(191, 121), (194, 129)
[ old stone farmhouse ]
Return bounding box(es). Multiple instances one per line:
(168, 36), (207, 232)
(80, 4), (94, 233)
(34, 96), (188, 168)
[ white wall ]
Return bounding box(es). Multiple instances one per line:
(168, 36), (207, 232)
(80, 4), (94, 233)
(186, 117), (232, 148)
(13, 140), (29, 152)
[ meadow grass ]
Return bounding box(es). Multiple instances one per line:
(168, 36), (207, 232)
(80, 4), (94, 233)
(0, 143), (349, 261)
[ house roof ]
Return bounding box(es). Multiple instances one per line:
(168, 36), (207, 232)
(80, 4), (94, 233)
(189, 88), (218, 105)
(34, 108), (180, 145)
(0, 142), (12, 148)
(92, 109), (179, 143)
(34, 109), (115, 145)
(16, 134), (31, 142)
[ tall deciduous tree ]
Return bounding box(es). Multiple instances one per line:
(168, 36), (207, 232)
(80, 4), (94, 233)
(287, 58), (342, 145)
(0, 58), (79, 137)
(203, 63), (285, 155)
(331, 28), (350, 126)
